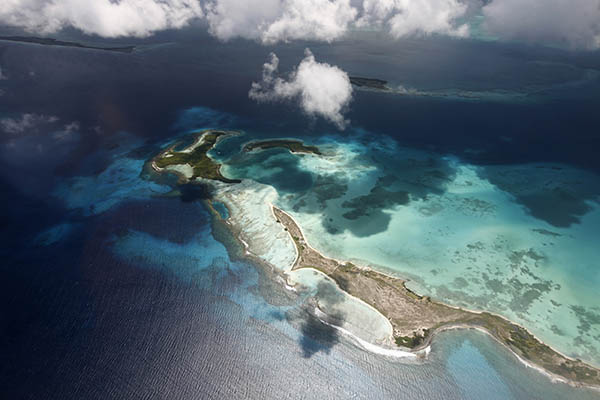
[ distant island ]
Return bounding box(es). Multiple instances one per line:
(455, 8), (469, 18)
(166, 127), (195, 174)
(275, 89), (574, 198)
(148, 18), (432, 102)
(0, 36), (135, 53)
(243, 139), (322, 155)
(349, 76), (390, 91)
(148, 133), (600, 389)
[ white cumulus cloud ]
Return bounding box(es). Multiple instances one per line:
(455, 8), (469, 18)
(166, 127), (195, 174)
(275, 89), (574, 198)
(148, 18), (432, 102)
(359, 0), (470, 38)
(482, 0), (600, 50)
(204, 0), (357, 43)
(1, 0), (599, 50)
(0, 0), (204, 38)
(249, 49), (353, 128)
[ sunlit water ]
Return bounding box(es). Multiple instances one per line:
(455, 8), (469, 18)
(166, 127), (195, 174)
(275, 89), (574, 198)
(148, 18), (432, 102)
(2, 28), (600, 398)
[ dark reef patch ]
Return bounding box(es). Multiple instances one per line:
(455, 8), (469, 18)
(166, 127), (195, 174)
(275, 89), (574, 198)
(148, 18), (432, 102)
(570, 306), (600, 335)
(311, 174), (349, 208)
(225, 148), (313, 193)
(341, 185), (410, 220)
(478, 165), (600, 228)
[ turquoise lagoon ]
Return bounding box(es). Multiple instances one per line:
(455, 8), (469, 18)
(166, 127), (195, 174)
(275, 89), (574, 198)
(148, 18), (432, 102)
(220, 129), (600, 367)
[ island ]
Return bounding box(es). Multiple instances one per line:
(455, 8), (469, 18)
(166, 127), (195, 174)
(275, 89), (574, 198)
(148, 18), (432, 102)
(349, 76), (391, 91)
(0, 36), (135, 53)
(151, 130), (241, 184)
(271, 206), (600, 388)
(243, 139), (322, 155)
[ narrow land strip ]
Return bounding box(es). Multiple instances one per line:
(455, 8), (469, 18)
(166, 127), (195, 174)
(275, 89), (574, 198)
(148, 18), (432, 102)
(272, 206), (600, 388)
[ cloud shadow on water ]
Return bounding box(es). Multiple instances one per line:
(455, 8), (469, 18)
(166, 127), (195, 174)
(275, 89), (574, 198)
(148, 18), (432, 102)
(299, 311), (343, 358)
(296, 281), (348, 358)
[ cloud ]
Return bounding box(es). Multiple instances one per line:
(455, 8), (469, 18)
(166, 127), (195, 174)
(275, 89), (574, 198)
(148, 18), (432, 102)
(0, 0), (204, 38)
(249, 49), (353, 128)
(204, 0), (357, 43)
(358, 0), (470, 38)
(0, 67), (7, 80)
(0, 114), (59, 134)
(1, 0), (599, 50)
(482, 0), (600, 50)
(52, 121), (81, 140)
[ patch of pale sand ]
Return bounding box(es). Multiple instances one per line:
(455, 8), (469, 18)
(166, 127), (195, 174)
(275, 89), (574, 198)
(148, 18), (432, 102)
(165, 163), (193, 178)
(288, 268), (394, 346)
(214, 180), (297, 271)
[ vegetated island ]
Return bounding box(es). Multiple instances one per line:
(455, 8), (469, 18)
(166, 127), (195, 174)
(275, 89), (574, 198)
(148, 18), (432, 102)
(151, 130), (240, 184)
(0, 36), (135, 53)
(243, 139), (322, 155)
(349, 76), (391, 91)
(272, 206), (600, 388)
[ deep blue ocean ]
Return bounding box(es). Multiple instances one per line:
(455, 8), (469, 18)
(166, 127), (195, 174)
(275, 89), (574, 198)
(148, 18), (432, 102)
(1, 26), (599, 399)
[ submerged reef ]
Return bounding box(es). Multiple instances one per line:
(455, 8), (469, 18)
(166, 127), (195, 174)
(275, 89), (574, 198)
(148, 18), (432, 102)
(272, 206), (600, 388)
(148, 132), (600, 388)
(151, 130), (241, 184)
(243, 139), (322, 155)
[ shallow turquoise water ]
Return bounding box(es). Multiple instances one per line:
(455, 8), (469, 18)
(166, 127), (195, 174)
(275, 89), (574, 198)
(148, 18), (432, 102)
(46, 109), (600, 398)
(221, 129), (600, 366)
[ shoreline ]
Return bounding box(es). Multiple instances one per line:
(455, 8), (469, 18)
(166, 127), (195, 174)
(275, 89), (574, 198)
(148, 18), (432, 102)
(270, 205), (600, 390)
(272, 205), (594, 365)
(147, 133), (600, 390)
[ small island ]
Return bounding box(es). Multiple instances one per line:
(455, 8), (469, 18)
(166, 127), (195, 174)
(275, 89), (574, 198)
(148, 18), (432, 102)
(349, 76), (390, 91)
(272, 206), (600, 388)
(243, 139), (322, 155)
(0, 36), (135, 53)
(151, 130), (240, 184)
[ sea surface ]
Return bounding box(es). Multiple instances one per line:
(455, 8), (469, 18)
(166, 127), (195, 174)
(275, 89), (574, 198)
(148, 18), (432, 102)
(1, 27), (599, 399)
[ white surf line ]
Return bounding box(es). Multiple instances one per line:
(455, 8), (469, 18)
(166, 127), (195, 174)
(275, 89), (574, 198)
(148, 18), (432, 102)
(284, 283), (297, 292)
(238, 237), (252, 256)
(313, 308), (419, 359)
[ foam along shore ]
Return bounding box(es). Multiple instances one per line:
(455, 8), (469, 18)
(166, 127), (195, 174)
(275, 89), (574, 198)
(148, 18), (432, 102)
(214, 180), (297, 271)
(272, 205), (600, 388)
(312, 307), (420, 359)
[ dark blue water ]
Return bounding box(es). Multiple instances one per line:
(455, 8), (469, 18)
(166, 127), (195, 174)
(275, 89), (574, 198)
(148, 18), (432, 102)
(1, 27), (599, 399)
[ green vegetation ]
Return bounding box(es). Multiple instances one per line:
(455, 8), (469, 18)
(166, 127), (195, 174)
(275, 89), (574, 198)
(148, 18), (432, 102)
(394, 329), (430, 348)
(243, 139), (322, 155)
(154, 131), (240, 183)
